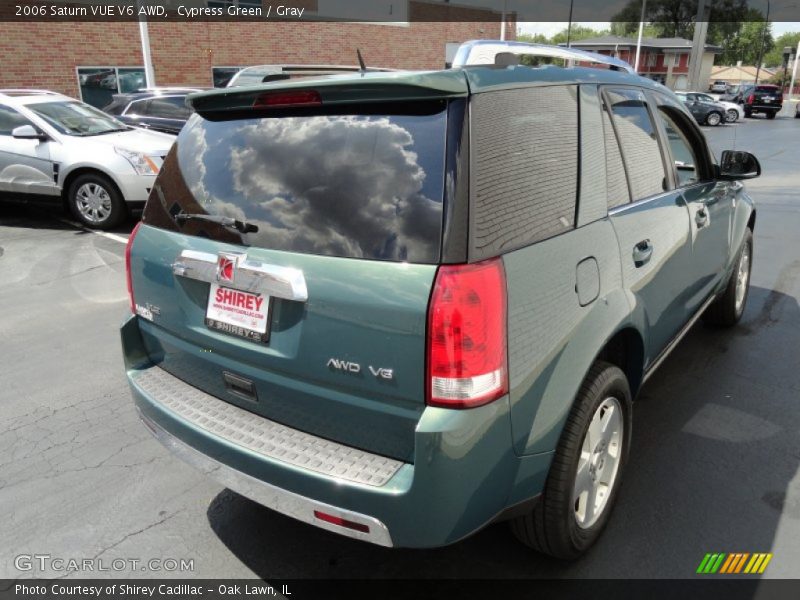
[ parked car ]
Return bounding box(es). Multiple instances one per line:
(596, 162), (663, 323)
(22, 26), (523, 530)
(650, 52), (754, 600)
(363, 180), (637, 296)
(226, 64), (396, 87)
(720, 83), (748, 102)
(709, 80), (728, 93)
(675, 91), (727, 125)
(742, 84), (783, 119)
(0, 89), (174, 228)
(678, 91), (743, 123)
(104, 88), (207, 135)
(122, 40), (759, 559)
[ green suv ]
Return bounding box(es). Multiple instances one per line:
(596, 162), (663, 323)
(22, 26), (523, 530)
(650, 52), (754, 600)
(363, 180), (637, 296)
(121, 41), (760, 558)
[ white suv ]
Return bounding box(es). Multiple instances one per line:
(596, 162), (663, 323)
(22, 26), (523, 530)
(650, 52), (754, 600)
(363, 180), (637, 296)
(0, 89), (174, 229)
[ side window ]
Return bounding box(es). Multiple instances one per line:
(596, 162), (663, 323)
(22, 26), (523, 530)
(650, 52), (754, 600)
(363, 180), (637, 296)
(601, 106), (630, 209)
(147, 97), (192, 119)
(657, 108), (704, 187)
(604, 88), (668, 201)
(0, 104), (32, 135)
(125, 99), (148, 116)
(471, 85), (579, 257)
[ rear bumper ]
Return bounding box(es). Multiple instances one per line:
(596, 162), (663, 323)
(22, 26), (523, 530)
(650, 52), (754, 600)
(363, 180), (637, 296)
(121, 315), (552, 548)
(745, 104), (781, 112)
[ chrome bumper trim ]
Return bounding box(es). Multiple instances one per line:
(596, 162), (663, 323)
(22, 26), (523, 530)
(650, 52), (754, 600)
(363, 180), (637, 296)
(138, 411), (394, 547)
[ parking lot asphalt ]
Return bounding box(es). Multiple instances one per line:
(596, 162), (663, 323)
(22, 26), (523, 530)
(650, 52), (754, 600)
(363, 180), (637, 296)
(1, 114), (799, 581)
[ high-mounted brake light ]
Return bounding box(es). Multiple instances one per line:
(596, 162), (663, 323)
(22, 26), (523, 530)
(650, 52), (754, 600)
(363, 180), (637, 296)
(125, 221), (142, 315)
(253, 90), (322, 109)
(426, 259), (508, 409)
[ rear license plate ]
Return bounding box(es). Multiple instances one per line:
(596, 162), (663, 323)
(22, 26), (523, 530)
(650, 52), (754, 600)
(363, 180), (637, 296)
(205, 284), (271, 343)
(763, 97), (774, 102)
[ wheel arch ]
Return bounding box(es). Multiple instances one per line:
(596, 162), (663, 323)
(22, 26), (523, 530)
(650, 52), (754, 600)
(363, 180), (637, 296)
(594, 326), (646, 398)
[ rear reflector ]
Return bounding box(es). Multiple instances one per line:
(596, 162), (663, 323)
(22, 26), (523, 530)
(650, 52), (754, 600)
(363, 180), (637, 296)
(125, 221), (142, 315)
(313, 510), (370, 533)
(426, 258), (508, 409)
(253, 90), (322, 109)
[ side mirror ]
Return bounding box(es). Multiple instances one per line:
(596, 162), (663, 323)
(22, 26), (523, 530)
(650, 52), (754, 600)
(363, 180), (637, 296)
(12, 125), (48, 141)
(718, 150), (761, 180)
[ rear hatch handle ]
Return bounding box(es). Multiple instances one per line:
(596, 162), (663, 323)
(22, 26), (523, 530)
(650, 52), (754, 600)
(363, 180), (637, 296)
(172, 249), (308, 302)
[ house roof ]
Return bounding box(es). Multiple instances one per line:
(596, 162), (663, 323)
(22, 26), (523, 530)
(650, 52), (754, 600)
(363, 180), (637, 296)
(711, 65), (777, 80)
(567, 35), (723, 53)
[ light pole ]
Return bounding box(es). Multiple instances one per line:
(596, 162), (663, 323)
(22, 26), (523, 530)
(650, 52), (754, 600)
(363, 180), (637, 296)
(754, 0), (770, 85)
(566, 0), (575, 47)
(634, 0), (647, 73)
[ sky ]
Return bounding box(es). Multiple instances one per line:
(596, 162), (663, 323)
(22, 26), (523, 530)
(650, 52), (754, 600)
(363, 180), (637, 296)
(519, 21), (800, 37)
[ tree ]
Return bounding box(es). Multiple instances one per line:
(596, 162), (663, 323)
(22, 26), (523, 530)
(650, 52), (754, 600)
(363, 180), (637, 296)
(516, 25), (609, 47)
(715, 20), (774, 66)
(610, 0), (750, 40)
(763, 31), (800, 68)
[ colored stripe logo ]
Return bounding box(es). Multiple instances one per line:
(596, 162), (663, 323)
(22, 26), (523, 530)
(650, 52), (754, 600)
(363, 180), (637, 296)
(697, 553), (773, 574)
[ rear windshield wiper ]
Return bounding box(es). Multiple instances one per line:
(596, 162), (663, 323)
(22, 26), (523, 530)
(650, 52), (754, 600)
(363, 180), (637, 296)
(174, 212), (259, 234)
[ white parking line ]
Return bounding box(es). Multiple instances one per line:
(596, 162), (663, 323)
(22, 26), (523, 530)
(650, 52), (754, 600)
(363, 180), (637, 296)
(57, 217), (129, 245)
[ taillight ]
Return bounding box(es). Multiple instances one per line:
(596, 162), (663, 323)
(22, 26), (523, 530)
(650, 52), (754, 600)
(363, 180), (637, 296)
(426, 258), (508, 409)
(253, 90), (322, 109)
(125, 221), (142, 314)
(746, 94), (755, 104)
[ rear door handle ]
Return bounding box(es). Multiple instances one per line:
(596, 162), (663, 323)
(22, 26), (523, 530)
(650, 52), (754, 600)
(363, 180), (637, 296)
(632, 240), (653, 267)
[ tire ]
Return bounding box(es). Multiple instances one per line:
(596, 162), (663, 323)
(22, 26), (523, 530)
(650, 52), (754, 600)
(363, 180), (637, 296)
(744, 109), (752, 118)
(725, 109), (739, 123)
(67, 172), (127, 230)
(511, 361), (632, 559)
(766, 111), (776, 119)
(705, 111), (722, 126)
(703, 229), (753, 327)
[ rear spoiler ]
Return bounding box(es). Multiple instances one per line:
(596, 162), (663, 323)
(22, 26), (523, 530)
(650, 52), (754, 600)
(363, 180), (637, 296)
(188, 71), (469, 117)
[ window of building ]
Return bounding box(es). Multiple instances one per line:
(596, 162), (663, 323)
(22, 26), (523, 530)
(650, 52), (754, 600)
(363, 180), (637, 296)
(646, 53), (657, 67)
(603, 88), (668, 201)
(212, 67), (244, 88)
(0, 104), (32, 135)
(470, 85), (579, 256)
(77, 67), (145, 108)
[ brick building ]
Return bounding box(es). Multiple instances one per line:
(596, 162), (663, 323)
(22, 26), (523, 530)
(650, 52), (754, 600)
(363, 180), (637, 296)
(567, 35), (722, 90)
(0, 0), (514, 108)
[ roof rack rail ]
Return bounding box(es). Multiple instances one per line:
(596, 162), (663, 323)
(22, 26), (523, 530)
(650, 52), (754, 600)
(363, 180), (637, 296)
(451, 40), (636, 74)
(0, 89), (61, 95)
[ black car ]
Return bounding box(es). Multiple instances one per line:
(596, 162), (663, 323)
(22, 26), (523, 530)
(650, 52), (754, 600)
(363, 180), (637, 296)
(103, 88), (206, 135)
(675, 92), (726, 126)
(741, 84), (783, 119)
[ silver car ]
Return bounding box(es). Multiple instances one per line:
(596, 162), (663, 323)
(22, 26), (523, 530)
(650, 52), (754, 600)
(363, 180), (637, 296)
(0, 89), (174, 229)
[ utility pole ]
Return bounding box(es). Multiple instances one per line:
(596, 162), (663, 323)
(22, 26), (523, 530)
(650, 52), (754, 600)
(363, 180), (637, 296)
(754, 0), (770, 85)
(137, 0), (155, 88)
(687, 0), (709, 91)
(790, 40), (800, 104)
(634, 0), (647, 72)
(566, 0), (574, 47)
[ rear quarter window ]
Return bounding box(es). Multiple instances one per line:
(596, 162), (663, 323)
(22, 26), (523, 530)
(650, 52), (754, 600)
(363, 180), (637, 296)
(470, 85), (579, 258)
(143, 101), (449, 263)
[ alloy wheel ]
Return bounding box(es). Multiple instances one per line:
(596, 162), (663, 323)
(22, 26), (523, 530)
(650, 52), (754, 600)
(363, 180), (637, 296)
(75, 183), (113, 224)
(572, 397), (624, 529)
(735, 242), (751, 314)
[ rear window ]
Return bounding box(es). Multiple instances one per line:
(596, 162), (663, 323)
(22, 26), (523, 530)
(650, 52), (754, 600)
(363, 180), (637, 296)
(755, 86), (779, 92)
(143, 101), (448, 263)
